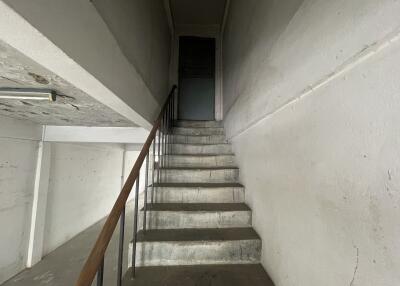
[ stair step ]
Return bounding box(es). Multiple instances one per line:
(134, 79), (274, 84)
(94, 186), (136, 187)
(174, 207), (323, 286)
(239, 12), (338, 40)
(148, 183), (245, 203)
(170, 143), (232, 155)
(139, 203), (251, 230)
(122, 264), (275, 286)
(174, 120), (223, 128)
(173, 127), (224, 136)
(172, 134), (227, 144)
(164, 154), (236, 168)
(160, 167), (239, 183)
(129, 228), (261, 266)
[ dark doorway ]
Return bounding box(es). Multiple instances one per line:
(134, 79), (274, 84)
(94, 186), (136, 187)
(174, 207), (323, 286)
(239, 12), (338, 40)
(178, 36), (215, 120)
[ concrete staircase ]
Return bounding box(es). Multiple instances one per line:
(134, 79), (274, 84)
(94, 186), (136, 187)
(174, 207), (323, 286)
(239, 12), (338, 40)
(126, 121), (273, 285)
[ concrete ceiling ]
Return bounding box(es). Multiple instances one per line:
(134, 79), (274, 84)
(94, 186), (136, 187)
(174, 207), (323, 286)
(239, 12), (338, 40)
(170, 0), (227, 26)
(0, 40), (134, 127)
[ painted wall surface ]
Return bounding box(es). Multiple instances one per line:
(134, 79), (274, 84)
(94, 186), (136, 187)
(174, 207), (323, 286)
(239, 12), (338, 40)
(2, 0), (169, 125)
(93, 0), (171, 104)
(0, 116), (41, 284)
(42, 143), (125, 255)
(223, 1), (400, 285)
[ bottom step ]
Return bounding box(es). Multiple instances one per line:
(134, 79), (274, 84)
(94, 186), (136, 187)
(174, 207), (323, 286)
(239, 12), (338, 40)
(122, 264), (275, 286)
(128, 228), (261, 267)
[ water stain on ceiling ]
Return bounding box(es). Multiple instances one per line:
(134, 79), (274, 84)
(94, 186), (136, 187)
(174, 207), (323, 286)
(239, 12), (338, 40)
(0, 40), (135, 127)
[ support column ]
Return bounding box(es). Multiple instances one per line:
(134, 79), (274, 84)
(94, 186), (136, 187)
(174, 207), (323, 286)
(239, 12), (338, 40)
(26, 140), (51, 267)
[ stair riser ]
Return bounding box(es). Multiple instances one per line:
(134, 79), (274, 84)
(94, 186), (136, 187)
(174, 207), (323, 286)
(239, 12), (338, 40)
(161, 169), (239, 183)
(173, 127), (224, 136)
(139, 211), (251, 230)
(129, 240), (261, 266)
(174, 121), (223, 128)
(165, 155), (236, 168)
(172, 134), (227, 144)
(171, 144), (232, 155)
(148, 186), (245, 203)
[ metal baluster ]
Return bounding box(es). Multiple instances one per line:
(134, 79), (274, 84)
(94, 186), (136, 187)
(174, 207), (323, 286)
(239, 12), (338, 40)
(170, 93), (174, 158)
(157, 127), (161, 192)
(117, 206), (125, 286)
(143, 153), (149, 231)
(161, 115), (165, 182)
(163, 111), (167, 170)
(96, 257), (104, 286)
(131, 175), (140, 277)
(166, 101), (170, 167)
(151, 138), (156, 204)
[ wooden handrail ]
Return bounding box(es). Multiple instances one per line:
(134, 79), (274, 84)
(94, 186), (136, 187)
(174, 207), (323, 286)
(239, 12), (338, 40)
(75, 85), (177, 286)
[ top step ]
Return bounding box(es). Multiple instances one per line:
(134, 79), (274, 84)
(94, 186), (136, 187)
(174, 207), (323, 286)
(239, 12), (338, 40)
(174, 120), (223, 128)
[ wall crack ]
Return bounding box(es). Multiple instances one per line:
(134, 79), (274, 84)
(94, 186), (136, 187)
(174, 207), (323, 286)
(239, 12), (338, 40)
(349, 246), (359, 286)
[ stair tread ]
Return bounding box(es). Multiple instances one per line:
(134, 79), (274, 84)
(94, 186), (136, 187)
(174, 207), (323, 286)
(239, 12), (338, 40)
(174, 126), (224, 129)
(169, 143), (230, 146)
(160, 166), (239, 170)
(137, 228), (259, 242)
(151, 182), (244, 188)
(166, 153), (235, 157)
(145, 203), (250, 212)
(122, 264), (274, 286)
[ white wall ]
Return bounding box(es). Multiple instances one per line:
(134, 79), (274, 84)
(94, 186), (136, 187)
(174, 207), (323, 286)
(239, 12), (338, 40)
(93, 0), (171, 104)
(0, 116), (41, 284)
(43, 143), (124, 255)
(223, 1), (400, 285)
(1, 0), (171, 126)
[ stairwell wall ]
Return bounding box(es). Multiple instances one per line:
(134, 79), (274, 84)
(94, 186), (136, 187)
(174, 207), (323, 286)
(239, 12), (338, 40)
(223, 0), (400, 285)
(0, 116), (41, 284)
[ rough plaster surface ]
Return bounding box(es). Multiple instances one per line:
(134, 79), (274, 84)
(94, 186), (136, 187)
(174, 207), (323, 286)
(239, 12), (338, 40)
(0, 40), (132, 126)
(0, 116), (41, 284)
(223, 1), (400, 284)
(223, 0), (400, 137)
(42, 143), (126, 255)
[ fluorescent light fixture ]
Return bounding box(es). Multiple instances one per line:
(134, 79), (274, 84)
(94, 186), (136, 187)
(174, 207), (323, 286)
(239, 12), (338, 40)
(0, 87), (56, 101)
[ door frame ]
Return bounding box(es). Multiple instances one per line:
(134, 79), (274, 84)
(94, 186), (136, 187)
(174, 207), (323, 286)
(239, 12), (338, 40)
(169, 25), (223, 121)
(177, 36), (216, 121)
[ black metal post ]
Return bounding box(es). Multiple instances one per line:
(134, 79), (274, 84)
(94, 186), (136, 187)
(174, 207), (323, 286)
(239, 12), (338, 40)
(157, 127), (161, 191)
(151, 138), (156, 204)
(131, 175), (140, 277)
(117, 206), (125, 286)
(143, 153), (149, 231)
(96, 257), (104, 286)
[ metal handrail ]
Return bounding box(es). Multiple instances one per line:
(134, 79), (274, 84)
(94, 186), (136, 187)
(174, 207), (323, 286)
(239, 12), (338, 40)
(75, 85), (177, 286)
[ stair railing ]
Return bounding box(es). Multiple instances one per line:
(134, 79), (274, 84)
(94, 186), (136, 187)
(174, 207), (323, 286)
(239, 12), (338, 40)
(75, 85), (177, 286)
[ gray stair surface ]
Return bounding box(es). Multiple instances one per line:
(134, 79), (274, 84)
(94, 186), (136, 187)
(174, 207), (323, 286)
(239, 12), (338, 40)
(173, 127), (224, 136)
(174, 120), (223, 128)
(160, 167), (239, 183)
(126, 120), (272, 285)
(170, 143), (232, 155)
(148, 183), (245, 203)
(139, 203), (252, 230)
(128, 228), (261, 267)
(122, 264), (275, 286)
(172, 134), (227, 144)
(164, 154), (236, 168)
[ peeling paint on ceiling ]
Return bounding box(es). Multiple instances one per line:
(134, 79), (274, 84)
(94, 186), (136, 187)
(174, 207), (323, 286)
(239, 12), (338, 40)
(0, 40), (135, 127)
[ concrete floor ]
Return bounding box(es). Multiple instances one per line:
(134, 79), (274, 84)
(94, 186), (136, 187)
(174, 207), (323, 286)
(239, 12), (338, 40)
(122, 264), (275, 286)
(2, 205), (135, 286)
